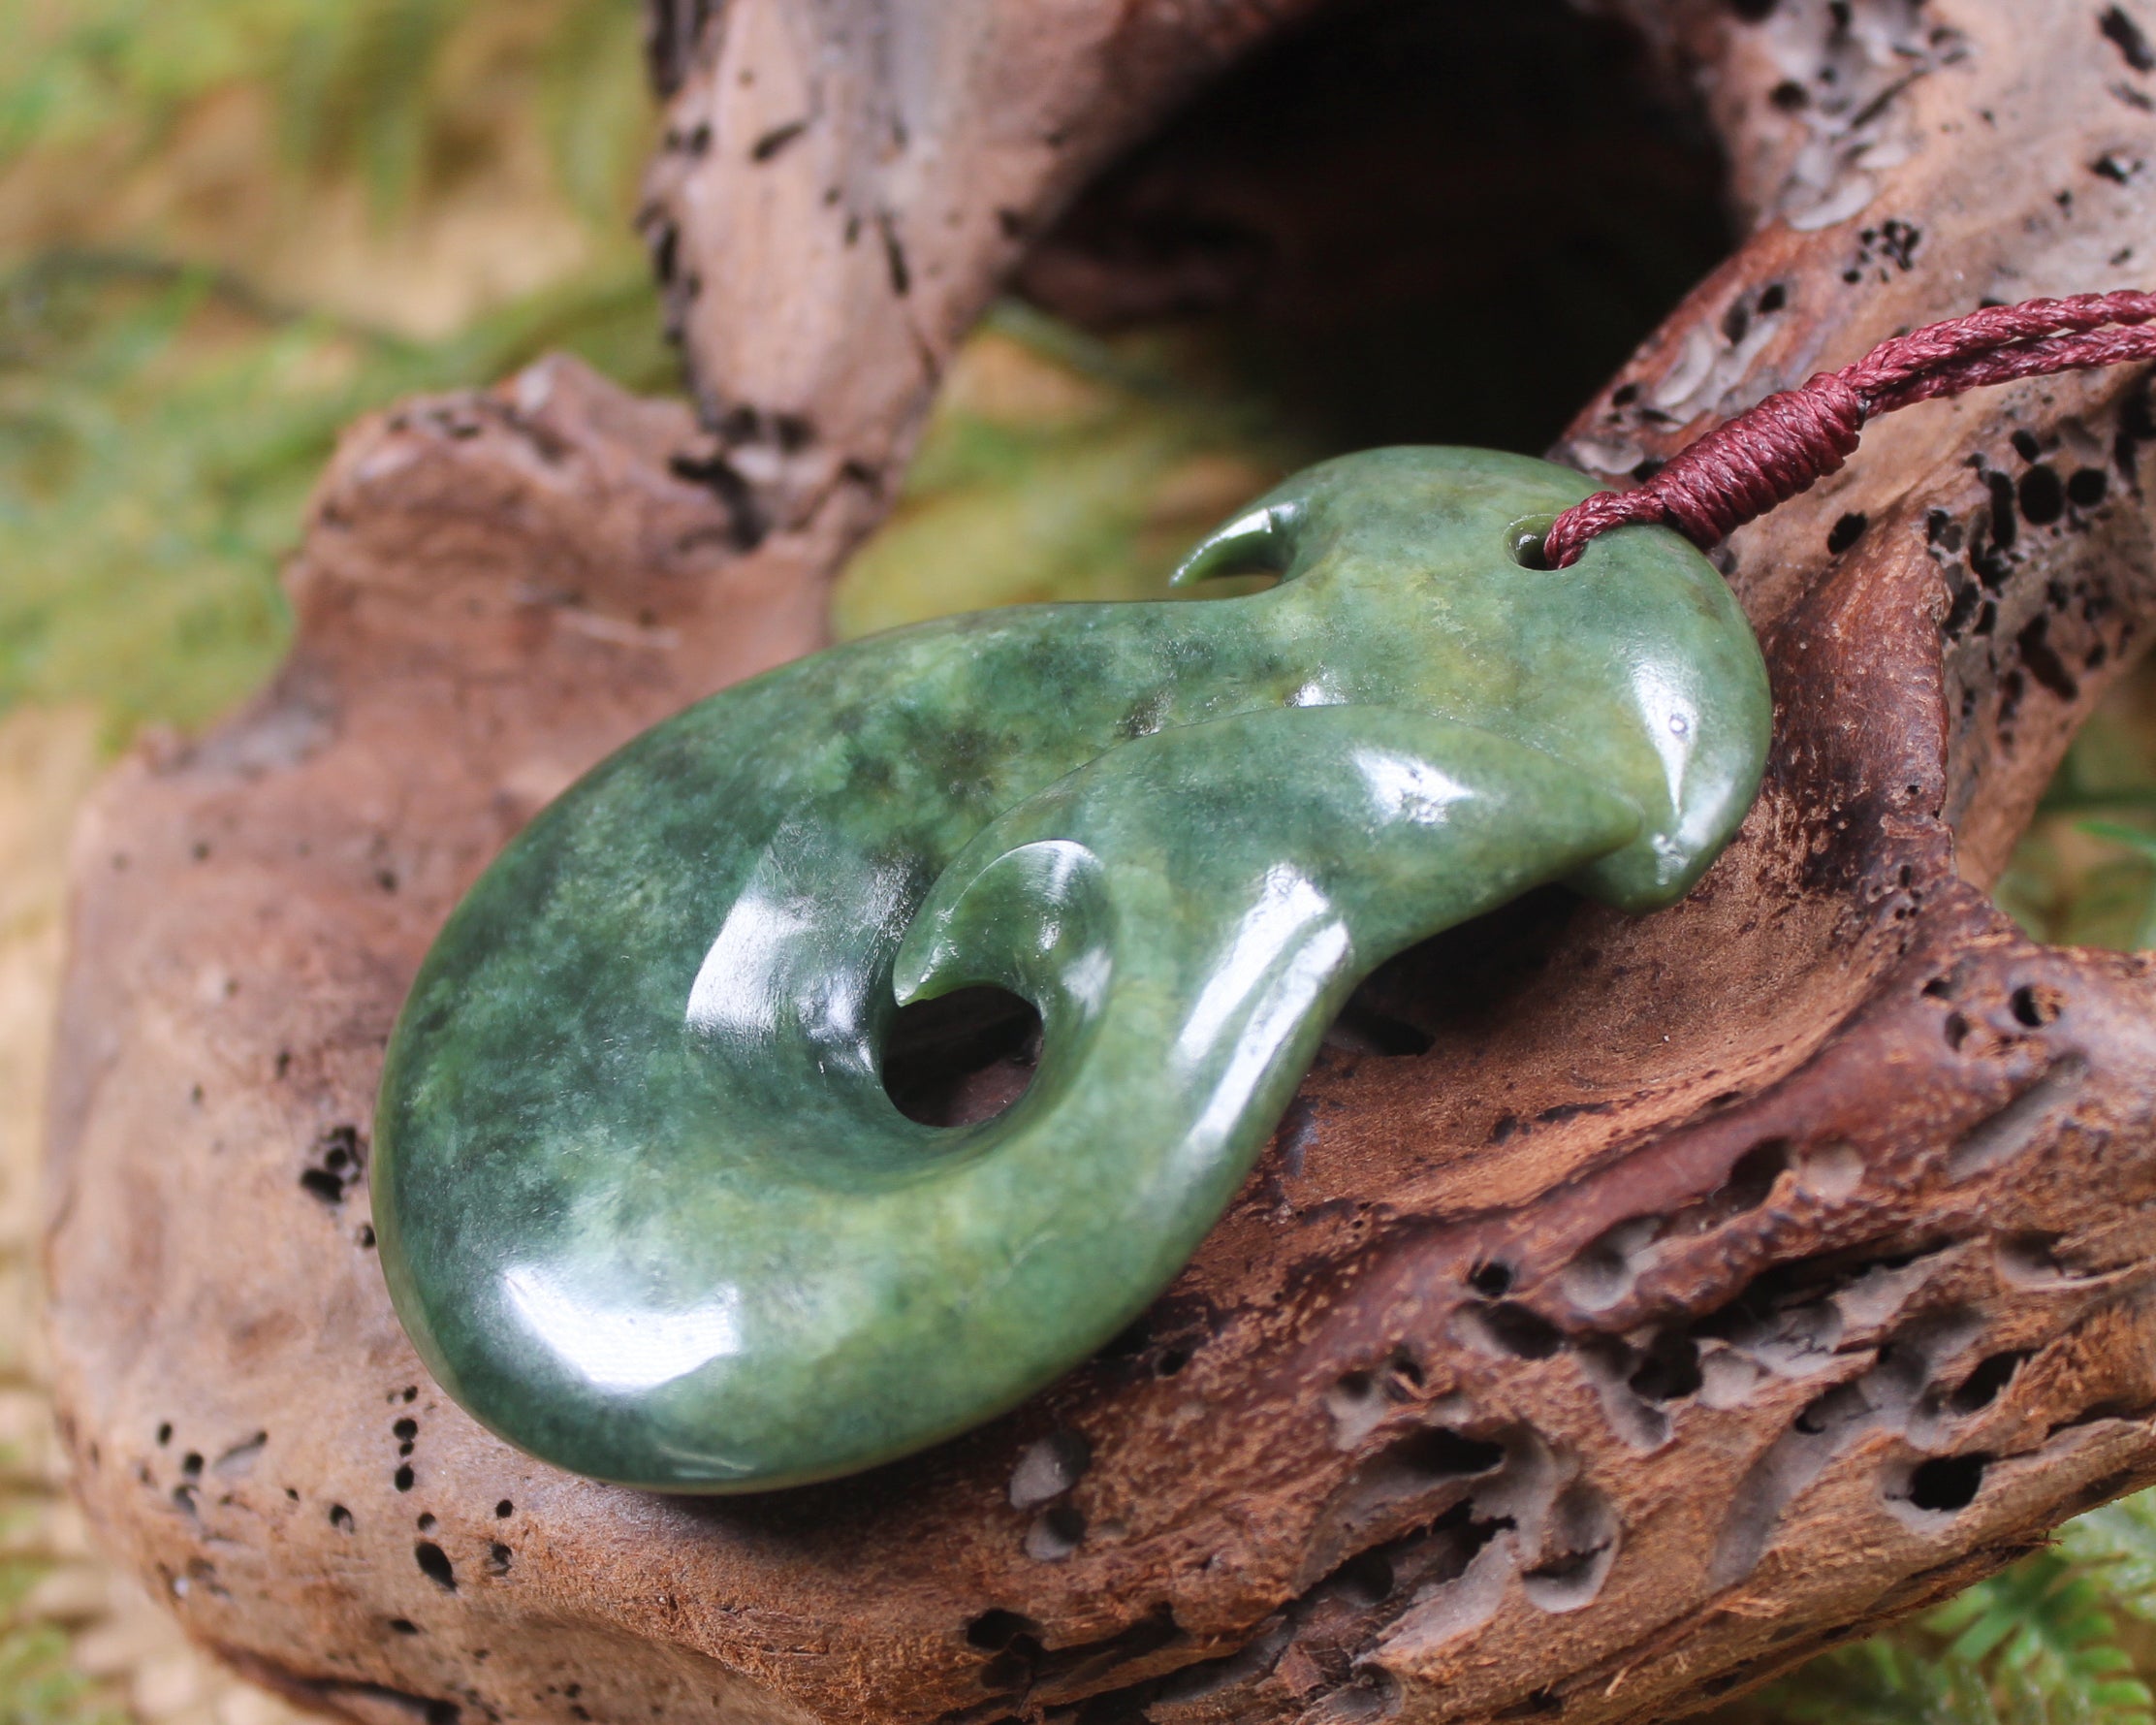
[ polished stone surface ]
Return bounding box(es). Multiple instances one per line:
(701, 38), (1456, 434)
(373, 447), (1771, 1491)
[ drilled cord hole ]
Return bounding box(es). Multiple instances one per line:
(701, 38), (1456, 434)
(1506, 515), (1559, 570)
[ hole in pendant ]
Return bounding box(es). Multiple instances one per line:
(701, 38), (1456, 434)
(883, 985), (1043, 1128)
(1506, 514), (1558, 569)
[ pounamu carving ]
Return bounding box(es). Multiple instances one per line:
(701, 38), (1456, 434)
(374, 451), (1768, 1490)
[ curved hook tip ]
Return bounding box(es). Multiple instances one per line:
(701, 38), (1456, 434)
(1169, 502), (1297, 588)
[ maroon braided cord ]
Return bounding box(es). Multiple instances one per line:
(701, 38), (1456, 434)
(1541, 290), (2156, 568)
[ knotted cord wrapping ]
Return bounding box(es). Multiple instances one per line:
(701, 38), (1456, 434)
(1541, 290), (2156, 568)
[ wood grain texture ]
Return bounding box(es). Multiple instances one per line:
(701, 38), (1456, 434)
(43, 2), (2156, 1723)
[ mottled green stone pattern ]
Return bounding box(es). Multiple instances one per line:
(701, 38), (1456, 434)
(373, 448), (1771, 1491)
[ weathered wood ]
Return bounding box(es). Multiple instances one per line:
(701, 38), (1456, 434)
(633, 0), (1331, 544)
(42, 2), (2156, 1723)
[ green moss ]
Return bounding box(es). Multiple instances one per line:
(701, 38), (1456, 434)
(830, 307), (1309, 639)
(1993, 671), (2156, 953)
(0, 258), (674, 741)
(0, 0), (664, 744)
(0, 1623), (124, 1725)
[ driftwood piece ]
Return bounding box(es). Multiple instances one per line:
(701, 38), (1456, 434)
(634, 0), (1333, 538)
(40, 1), (2156, 1723)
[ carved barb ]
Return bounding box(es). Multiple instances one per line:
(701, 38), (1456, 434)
(39, 2), (2156, 1724)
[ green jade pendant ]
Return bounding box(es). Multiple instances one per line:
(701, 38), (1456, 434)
(373, 448), (1771, 1491)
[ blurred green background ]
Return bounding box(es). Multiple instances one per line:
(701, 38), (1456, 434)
(6, 2), (2156, 1722)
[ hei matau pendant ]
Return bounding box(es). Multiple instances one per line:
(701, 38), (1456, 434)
(371, 446), (1771, 1492)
